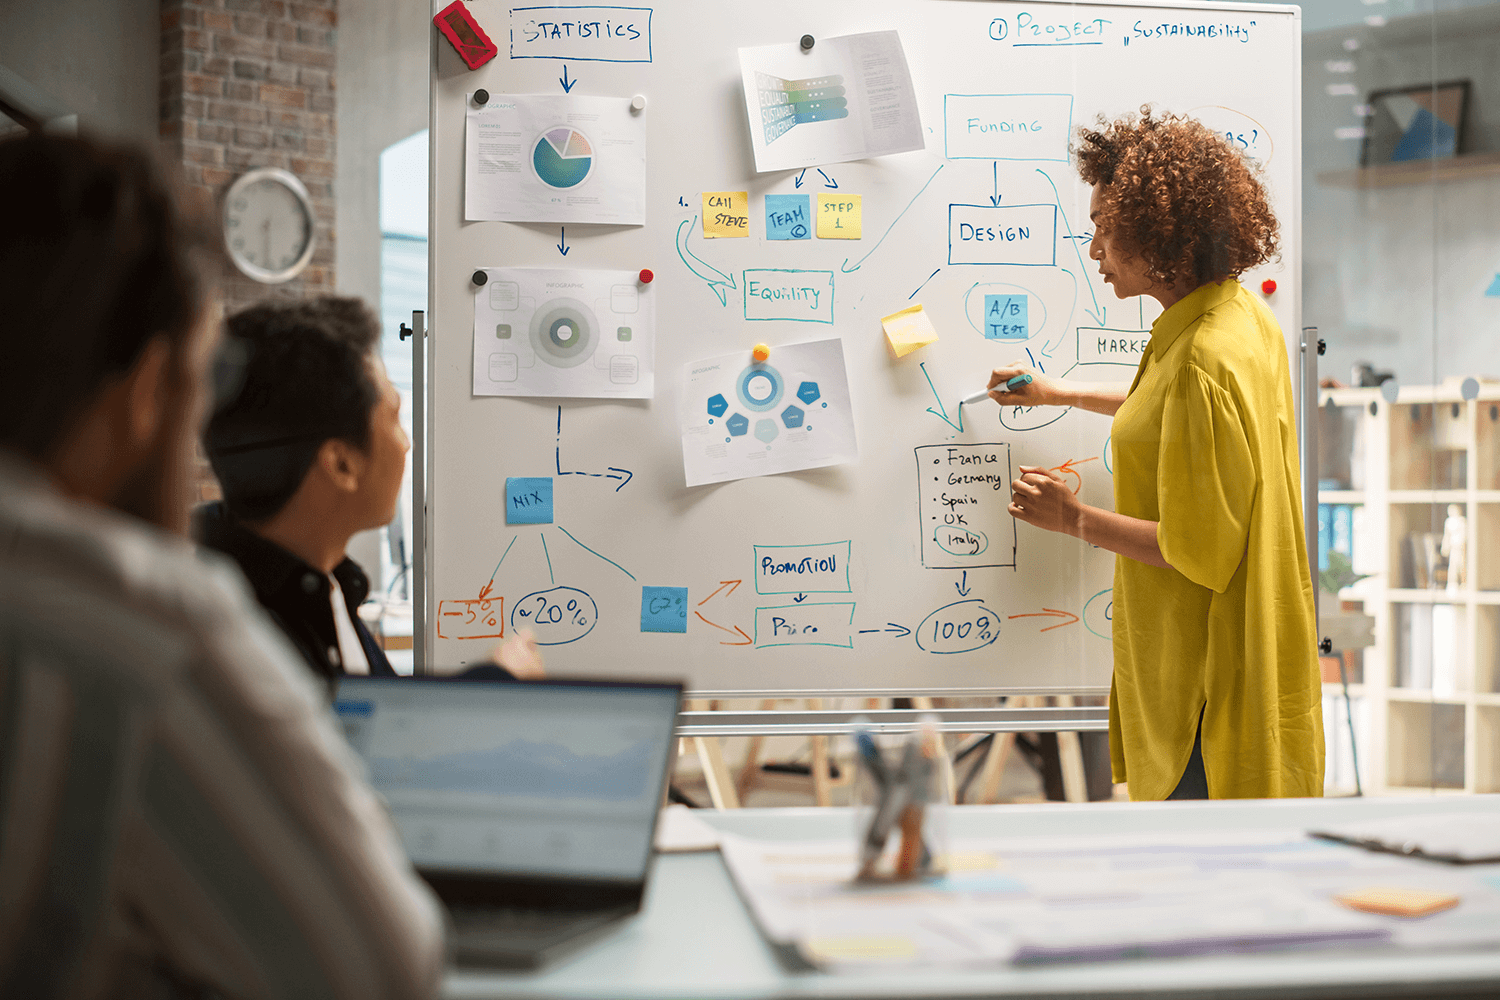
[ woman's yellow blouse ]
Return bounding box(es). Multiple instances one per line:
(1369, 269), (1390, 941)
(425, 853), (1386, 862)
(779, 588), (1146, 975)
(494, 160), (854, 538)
(1110, 279), (1322, 800)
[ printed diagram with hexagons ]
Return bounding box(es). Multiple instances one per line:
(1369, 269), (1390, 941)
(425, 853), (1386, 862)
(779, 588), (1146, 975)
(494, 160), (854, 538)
(680, 337), (857, 487)
(472, 267), (655, 399)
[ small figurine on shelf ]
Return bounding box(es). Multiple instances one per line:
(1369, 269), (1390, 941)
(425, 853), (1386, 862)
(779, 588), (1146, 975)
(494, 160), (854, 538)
(1441, 504), (1468, 592)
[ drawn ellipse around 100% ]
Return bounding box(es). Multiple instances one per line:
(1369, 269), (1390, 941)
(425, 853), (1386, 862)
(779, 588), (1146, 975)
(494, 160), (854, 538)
(915, 599), (1002, 654)
(511, 586), (598, 645)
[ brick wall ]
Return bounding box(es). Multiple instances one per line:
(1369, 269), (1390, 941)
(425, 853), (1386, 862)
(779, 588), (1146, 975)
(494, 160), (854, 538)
(159, 0), (337, 311)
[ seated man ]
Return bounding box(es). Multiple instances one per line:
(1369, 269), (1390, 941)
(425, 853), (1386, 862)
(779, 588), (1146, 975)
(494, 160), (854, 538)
(0, 134), (443, 997)
(199, 298), (544, 685)
(198, 297), (408, 682)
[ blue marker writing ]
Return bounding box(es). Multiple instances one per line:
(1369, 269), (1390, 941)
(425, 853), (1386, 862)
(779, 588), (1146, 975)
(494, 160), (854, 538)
(961, 373), (1033, 405)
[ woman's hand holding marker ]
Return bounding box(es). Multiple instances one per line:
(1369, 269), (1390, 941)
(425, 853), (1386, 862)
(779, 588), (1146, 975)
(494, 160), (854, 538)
(987, 363), (1060, 406)
(1008, 465), (1083, 536)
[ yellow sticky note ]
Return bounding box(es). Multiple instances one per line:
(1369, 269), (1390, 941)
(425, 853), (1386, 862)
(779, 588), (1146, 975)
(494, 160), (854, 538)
(702, 192), (749, 237)
(803, 936), (917, 964)
(817, 193), (862, 239)
(1335, 887), (1461, 918)
(881, 303), (939, 358)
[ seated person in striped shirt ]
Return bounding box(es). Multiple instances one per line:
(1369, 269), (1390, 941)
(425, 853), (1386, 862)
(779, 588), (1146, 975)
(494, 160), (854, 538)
(197, 298), (544, 686)
(0, 133), (444, 1000)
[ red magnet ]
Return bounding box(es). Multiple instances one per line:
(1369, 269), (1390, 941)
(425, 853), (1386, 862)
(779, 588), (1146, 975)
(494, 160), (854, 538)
(638, 268), (654, 284)
(434, 1), (498, 71)
(1261, 278), (1277, 295)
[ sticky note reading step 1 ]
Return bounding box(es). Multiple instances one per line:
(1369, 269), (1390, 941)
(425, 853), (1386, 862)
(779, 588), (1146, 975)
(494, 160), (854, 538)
(505, 477), (553, 524)
(817, 194), (861, 239)
(881, 304), (940, 358)
(641, 586), (689, 632)
(703, 192), (749, 237)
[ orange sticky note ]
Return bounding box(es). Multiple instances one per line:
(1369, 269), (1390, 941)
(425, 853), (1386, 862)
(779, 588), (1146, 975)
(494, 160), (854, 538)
(1335, 887), (1461, 918)
(702, 192), (749, 237)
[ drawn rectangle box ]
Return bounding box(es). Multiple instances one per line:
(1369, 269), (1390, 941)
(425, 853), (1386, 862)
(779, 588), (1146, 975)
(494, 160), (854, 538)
(508, 6), (653, 63)
(437, 597), (504, 640)
(944, 94), (1073, 160)
(948, 204), (1057, 266)
(742, 269), (834, 324)
(915, 444), (1017, 570)
(1077, 326), (1150, 366)
(754, 541), (851, 595)
(753, 602), (857, 649)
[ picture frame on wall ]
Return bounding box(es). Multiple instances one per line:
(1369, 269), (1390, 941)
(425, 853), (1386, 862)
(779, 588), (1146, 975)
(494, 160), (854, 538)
(1360, 80), (1471, 167)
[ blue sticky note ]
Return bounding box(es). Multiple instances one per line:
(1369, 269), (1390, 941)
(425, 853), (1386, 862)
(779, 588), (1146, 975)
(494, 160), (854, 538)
(505, 477), (553, 524)
(765, 194), (811, 241)
(641, 586), (688, 633)
(1486, 274), (1500, 297)
(983, 294), (1029, 340)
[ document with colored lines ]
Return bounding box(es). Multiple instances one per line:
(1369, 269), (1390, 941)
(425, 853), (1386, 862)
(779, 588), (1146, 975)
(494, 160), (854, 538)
(738, 30), (924, 172)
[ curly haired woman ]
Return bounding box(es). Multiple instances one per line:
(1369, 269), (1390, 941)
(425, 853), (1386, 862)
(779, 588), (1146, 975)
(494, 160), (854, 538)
(987, 108), (1321, 801)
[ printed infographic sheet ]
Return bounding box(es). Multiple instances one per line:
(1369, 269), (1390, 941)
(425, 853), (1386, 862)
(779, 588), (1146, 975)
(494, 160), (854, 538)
(680, 338), (856, 487)
(465, 94), (646, 224)
(473, 267), (655, 399)
(738, 30), (924, 173)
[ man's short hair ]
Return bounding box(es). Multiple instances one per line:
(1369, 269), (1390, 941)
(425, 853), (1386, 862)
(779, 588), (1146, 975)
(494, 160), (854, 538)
(205, 297), (383, 522)
(0, 134), (209, 460)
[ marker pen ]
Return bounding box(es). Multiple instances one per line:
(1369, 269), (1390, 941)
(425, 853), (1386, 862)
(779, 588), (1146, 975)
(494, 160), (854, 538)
(961, 373), (1033, 405)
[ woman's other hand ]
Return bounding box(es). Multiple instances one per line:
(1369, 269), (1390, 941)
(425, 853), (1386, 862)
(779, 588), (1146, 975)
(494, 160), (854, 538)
(489, 628), (547, 679)
(1008, 465), (1084, 536)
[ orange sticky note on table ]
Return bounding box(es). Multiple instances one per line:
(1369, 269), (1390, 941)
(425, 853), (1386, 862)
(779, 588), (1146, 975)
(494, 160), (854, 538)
(702, 192), (749, 237)
(817, 193), (862, 239)
(1335, 887), (1461, 918)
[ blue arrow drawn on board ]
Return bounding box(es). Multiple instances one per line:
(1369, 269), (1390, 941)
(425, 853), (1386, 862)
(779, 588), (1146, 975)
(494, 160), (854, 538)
(990, 161), (1002, 206)
(919, 361), (964, 434)
(556, 227), (569, 256)
(559, 65), (576, 92)
(794, 169), (806, 189)
(794, 593), (808, 603)
(956, 571), (970, 596)
(674, 216), (737, 306)
(1038, 168), (1106, 326)
(885, 623), (912, 638)
(842, 163), (944, 273)
(818, 169), (838, 189)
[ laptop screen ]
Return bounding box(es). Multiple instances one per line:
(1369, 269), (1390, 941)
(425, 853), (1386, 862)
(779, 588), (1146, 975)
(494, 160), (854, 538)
(334, 678), (680, 882)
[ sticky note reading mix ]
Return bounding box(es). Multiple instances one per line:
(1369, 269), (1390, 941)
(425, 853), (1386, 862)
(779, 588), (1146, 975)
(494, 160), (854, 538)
(703, 192), (749, 237)
(817, 193), (861, 239)
(505, 477), (553, 524)
(765, 194), (811, 240)
(881, 304), (939, 358)
(983, 294), (1029, 340)
(640, 586), (689, 632)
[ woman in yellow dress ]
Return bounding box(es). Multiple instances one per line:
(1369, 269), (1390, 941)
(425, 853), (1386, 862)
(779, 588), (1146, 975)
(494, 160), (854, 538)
(989, 109), (1322, 800)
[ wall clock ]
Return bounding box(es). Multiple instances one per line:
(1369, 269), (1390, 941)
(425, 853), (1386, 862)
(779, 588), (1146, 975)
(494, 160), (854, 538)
(222, 167), (316, 284)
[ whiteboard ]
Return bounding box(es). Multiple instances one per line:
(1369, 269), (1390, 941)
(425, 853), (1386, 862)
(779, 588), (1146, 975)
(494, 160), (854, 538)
(425, 0), (1301, 695)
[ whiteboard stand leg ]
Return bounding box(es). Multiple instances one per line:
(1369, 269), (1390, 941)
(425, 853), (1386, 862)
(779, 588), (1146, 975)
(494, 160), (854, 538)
(911, 696), (956, 804)
(687, 700), (739, 810)
(1056, 695), (1089, 803)
(974, 732), (1015, 804)
(735, 699), (777, 804)
(808, 698), (833, 807)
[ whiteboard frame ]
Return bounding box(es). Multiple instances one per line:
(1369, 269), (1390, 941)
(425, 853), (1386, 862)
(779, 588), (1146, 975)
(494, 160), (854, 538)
(420, 0), (1306, 716)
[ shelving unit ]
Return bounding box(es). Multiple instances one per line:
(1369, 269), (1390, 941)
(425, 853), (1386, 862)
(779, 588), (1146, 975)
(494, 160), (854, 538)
(1315, 150), (1500, 189)
(1318, 383), (1500, 795)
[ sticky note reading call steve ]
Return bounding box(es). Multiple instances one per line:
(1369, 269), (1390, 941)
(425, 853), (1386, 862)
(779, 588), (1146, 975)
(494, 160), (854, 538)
(703, 192), (749, 237)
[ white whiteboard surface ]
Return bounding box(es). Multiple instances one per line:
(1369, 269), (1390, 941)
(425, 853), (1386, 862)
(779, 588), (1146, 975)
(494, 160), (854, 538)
(426, 0), (1301, 695)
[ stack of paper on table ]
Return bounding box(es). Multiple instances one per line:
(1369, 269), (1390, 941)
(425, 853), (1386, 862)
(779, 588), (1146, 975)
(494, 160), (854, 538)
(717, 828), (1500, 971)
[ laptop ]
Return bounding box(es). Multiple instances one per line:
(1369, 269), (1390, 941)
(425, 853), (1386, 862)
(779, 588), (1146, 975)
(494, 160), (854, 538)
(333, 676), (683, 969)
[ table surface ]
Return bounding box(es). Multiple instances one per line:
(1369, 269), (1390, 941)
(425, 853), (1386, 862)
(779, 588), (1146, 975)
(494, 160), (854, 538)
(444, 795), (1500, 1000)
